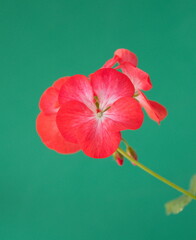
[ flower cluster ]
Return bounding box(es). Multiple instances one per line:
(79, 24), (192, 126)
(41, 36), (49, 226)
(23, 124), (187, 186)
(36, 49), (167, 159)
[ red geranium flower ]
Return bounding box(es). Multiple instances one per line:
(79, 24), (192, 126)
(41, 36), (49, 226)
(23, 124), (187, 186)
(36, 77), (80, 154)
(103, 49), (167, 124)
(56, 68), (144, 158)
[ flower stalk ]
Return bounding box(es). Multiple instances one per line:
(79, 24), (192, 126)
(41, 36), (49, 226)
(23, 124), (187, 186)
(117, 147), (196, 200)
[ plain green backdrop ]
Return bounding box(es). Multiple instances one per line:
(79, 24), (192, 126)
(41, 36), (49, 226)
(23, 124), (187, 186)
(0, 0), (196, 239)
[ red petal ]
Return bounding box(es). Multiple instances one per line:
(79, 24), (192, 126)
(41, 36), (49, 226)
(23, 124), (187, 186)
(53, 76), (70, 91)
(39, 87), (59, 115)
(148, 100), (168, 122)
(114, 49), (138, 67)
(36, 112), (80, 154)
(105, 97), (144, 131)
(77, 118), (122, 158)
(119, 62), (152, 91)
(58, 74), (95, 111)
(56, 100), (122, 158)
(102, 49), (138, 68)
(102, 55), (119, 68)
(56, 100), (95, 144)
(39, 77), (70, 115)
(91, 68), (135, 110)
(136, 91), (168, 124)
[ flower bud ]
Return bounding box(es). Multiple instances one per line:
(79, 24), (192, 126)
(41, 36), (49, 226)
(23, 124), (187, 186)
(126, 146), (138, 165)
(113, 152), (124, 166)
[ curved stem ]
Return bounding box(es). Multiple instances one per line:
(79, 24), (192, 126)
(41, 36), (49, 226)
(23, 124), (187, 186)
(117, 147), (196, 200)
(121, 138), (129, 147)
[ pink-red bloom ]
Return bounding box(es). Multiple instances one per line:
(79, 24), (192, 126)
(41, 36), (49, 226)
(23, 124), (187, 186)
(36, 48), (167, 159)
(103, 49), (167, 124)
(56, 68), (144, 158)
(36, 77), (80, 154)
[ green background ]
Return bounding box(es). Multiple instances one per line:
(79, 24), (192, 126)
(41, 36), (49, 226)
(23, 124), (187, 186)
(1, 0), (196, 239)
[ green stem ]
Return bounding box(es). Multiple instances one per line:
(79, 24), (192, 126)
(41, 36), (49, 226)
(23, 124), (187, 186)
(117, 147), (196, 200)
(121, 138), (129, 147)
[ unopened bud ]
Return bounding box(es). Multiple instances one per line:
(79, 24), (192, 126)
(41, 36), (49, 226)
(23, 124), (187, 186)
(113, 152), (124, 166)
(126, 146), (138, 165)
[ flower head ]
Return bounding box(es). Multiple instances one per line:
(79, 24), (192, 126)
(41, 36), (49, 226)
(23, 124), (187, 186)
(56, 68), (144, 158)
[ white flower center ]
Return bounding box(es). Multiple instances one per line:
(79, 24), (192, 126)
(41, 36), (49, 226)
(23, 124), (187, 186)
(97, 112), (103, 118)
